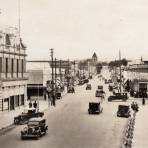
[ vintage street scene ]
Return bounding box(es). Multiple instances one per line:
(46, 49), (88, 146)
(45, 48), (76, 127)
(0, 0), (148, 148)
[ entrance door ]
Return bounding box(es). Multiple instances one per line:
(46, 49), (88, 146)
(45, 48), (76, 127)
(10, 96), (14, 110)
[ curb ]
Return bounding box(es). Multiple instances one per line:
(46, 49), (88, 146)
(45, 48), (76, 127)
(0, 124), (16, 136)
(0, 91), (68, 135)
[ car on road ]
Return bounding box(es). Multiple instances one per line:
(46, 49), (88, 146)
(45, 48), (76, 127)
(97, 85), (103, 90)
(117, 105), (131, 118)
(21, 117), (48, 140)
(14, 108), (44, 125)
(78, 80), (84, 85)
(95, 90), (105, 98)
(88, 102), (103, 114)
(108, 93), (128, 101)
(86, 84), (92, 90)
(84, 79), (89, 83)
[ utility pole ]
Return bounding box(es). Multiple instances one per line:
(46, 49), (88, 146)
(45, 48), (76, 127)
(119, 50), (122, 93)
(50, 49), (54, 106)
(59, 60), (62, 83)
(54, 58), (57, 96)
(73, 60), (76, 83)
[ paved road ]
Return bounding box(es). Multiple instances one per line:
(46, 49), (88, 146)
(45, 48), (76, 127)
(0, 70), (130, 148)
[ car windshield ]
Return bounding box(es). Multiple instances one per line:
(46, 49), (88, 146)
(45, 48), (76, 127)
(28, 121), (39, 126)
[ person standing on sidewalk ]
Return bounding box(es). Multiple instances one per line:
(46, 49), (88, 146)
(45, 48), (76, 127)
(29, 100), (32, 108)
(142, 91), (146, 105)
(33, 101), (37, 109)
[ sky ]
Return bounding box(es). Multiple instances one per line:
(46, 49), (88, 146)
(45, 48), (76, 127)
(1, 0), (148, 61)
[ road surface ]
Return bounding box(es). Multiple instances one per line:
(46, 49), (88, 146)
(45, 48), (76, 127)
(0, 70), (130, 148)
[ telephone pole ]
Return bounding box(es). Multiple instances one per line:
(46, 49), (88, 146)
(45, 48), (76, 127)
(59, 60), (62, 82)
(119, 50), (122, 93)
(50, 49), (54, 105)
(54, 58), (57, 95)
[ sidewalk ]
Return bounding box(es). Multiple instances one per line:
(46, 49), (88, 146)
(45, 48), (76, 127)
(0, 89), (67, 131)
(0, 100), (49, 130)
(132, 101), (148, 148)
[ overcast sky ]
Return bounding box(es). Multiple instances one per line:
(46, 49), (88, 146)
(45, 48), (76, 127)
(1, 0), (148, 61)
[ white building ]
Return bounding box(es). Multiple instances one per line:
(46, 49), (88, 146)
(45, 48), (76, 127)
(0, 29), (27, 111)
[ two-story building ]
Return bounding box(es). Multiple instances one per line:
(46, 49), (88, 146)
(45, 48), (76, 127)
(0, 29), (27, 111)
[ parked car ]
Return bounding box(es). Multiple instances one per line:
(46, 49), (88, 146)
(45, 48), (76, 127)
(14, 108), (44, 125)
(67, 86), (75, 93)
(108, 84), (115, 91)
(95, 90), (104, 98)
(21, 117), (48, 139)
(88, 102), (103, 114)
(108, 93), (128, 101)
(84, 79), (89, 83)
(97, 85), (103, 90)
(117, 105), (131, 118)
(86, 84), (92, 90)
(78, 80), (84, 85)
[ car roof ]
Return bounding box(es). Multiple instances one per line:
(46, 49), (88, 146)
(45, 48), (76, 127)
(29, 117), (45, 122)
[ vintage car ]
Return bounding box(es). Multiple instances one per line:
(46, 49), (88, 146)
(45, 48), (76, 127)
(97, 85), (103, 90)
(108, 84), (115, 91)
(21, 117), (48, 139)
(88, 102), (103, 114)
(117, 105), (131, 118)
(84, 79), (89, 83)
(95, 90), (104, 98)
(14, 108), (44, 125)
(67, 86), (75, 93)
(78, 80), (84, 85)
(86, 84), (92, 90)
(108, 93), (128, 101)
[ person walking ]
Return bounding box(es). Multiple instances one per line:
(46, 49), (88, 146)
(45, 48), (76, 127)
(33, 101), (37, 109)
(142, 91), (146, 105)
(29, 100), (32, 108)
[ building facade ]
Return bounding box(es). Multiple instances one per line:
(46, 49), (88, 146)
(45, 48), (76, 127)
(0, 29), (27, 111)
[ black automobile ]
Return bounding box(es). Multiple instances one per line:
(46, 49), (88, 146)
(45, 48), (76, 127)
(21, 117), (48, 139)
(84, 79), (89, 83)
(86, 84), (92, 90)
(117, 105), (131, 118)
(14, 108), (44, 125)
(97, 85), (103, 90)
(108, 93), (128, 101)
(78, 80), (84, 85)
(95, 90), (104, 98)
(67, 86), (75, 93)
(88, 102), (103, 114)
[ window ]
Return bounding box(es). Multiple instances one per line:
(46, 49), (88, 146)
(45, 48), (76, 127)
(11, 59), (13, 78)
(6, 58), (8, 78)
(17, 59), (19, 77)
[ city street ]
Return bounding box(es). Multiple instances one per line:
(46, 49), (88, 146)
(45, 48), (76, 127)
(0, 70), (130, 148)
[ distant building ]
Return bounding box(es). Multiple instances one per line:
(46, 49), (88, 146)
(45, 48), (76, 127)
(92, 52), (98, 63)
(27, 60), (67, 99)
(0, 29), (27, 111)
(124, 59), (148, 96)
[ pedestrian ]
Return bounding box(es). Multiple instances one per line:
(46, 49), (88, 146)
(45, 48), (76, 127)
(52, 94), (56, 107)
(33, 101), (37, 109)
(29, 100), (32, 108)
(142, 98), (145, 105)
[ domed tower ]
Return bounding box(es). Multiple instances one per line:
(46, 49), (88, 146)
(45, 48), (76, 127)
(92, 52), (97, 63)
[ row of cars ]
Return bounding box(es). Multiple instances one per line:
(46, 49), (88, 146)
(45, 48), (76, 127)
(104, 78), (131, 118)
(13, 108), (48, 140)
(87, 83), (104, 114)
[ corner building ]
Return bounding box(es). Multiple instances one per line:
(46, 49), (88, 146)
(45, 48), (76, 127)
(0, 29), (27, 111)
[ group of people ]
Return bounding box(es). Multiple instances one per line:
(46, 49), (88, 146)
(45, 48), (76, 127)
(29, 100), (38, 109)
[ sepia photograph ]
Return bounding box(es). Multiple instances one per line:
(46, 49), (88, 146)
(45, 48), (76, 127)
(0, 0), (148, 148)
